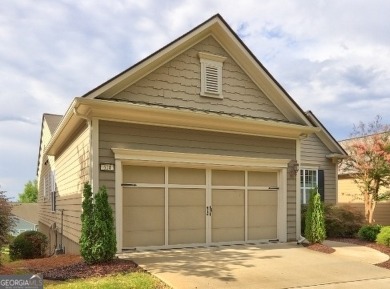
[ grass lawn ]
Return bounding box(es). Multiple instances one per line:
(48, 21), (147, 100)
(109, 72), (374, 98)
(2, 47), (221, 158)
(44, 272), (170, 289)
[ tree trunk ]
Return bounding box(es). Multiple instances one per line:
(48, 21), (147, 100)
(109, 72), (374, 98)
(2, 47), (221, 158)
(364, 190), (370, 222)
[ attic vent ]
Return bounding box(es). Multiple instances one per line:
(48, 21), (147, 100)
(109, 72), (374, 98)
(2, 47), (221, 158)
(199, 52), (226, 98)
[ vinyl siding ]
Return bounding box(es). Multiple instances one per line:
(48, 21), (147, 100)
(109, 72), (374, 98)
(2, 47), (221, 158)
(99, 120), (298, 240)
(38, 124), (90, 245)
(109, 36), (288, 122)
(301, 134), (337, 204)
(337, 203), (390, 225)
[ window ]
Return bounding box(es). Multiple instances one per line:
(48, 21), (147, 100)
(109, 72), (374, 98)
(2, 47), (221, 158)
(300, 169), (325, 204)
(198, 52), (226, 98)
(49, 170), (56, 212)
(44, 170), (55, 201)
(51, 191), (56, 212)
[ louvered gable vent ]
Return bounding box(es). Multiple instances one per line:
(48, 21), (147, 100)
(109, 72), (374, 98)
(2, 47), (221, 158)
(199, 52), (226, 98)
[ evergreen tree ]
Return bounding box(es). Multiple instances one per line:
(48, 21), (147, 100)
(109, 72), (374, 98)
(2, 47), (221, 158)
(79, 184), (116, 264)
(91, 186), (116, 263)
(304, 189), (326, 243)
(79, 183), (94, 263)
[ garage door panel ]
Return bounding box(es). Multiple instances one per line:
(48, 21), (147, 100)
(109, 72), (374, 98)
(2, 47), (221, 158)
(169, 229), (205, 245)
(168, 188), (206, 245)
(123, 207), (165, 231)
(212, 170), (245, 186)
(123, 166), (164, 184)
(123, 230), (164, 247)
(169, 168), (205, 185)
(248, 190), (278, 205)
(212, 189), (244, 205)
(169, 207), (205, 229)
(248, 171), (277, 187)
(169, 188), (205, 206)
(248, 226), (277, 240)
(213, 228), (244, 242)
(248, 206), (277, 227)
(212, 206), (244, 228)
(123, 188), (164, 206)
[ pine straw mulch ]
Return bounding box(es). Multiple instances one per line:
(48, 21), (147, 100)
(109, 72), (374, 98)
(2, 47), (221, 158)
(0, 255), (141, 280)
(304, 238), (390, 270)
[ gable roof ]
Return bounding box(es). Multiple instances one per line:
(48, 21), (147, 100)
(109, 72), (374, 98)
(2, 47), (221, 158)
(45, 14), (349, 155)
(81, 14), (312, 126)
(36, 113), (63, 175)
(305, 111), (347, 158)
(44, 113), (63, 134)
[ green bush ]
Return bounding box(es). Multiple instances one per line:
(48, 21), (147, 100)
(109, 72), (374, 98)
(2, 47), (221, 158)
(376, 226), (390, 247)
(358, 224), (382, 242)
(325, 205), (365, 238)
(304, 190), (326, 243)
(9, 231), (48, 261)
(80, 184), (116, 264)
(302, 204), (364, 238)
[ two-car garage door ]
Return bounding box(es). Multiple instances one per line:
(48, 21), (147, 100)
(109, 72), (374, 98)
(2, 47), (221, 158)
(122, 165), (279, 249)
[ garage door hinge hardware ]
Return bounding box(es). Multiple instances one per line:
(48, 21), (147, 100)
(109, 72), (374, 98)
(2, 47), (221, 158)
(268, 186), (279, 190)
(121, 183), (137, 187)
(206, 206), (213, 216)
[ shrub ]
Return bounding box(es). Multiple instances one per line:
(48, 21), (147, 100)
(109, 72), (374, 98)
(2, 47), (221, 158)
(376, 226), (390, 247)
(358, 224), (382, 242)
(302, 204), (364, 238)
(9, 231), (48, 261)
(80, 184), (116, 264)
(304, 189), (326, 243)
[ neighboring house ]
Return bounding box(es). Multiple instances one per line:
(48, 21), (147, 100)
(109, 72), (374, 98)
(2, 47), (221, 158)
(338, 136), (390, 225)
(37, 14), (346, 254)
(11, 203), (39, 236)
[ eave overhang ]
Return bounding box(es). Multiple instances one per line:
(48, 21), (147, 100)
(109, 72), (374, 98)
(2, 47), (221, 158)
(46, 98), (319, 156)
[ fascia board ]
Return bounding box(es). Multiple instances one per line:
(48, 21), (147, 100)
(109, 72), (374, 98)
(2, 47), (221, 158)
(76, 98), (319, 139)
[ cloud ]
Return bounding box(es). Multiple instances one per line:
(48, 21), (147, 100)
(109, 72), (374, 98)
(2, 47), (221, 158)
(1, 0), (390, 199)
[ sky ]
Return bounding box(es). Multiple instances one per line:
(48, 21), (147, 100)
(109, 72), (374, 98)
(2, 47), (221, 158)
(1, 0), (390, 200)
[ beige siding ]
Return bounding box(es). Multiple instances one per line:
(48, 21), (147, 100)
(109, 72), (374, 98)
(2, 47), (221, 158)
(56, 125), (90, 197)
(301, 134), (337, 204)
(38, 124), (90, 245)
(110, 36), (288, 122)
(99, 120), (298, 241)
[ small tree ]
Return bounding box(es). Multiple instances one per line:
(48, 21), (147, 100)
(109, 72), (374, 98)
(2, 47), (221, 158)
(304, 189), (326, 243)
(91, 186), (116, 263)
(0, 187), (15, 265)
(79, 184), (116, 264)
(343, 116), (390, 223)
(18, 180), (38, 203)
(79, 183), (94, 263)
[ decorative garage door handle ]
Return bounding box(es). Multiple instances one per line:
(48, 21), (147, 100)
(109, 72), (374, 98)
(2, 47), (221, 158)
(206, 206), (213, 216)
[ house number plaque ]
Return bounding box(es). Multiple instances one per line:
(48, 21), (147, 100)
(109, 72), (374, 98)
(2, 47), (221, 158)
(100, 163), (115, 171)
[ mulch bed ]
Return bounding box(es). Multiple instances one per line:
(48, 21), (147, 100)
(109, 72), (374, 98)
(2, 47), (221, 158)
(0, 255), (142, 280)
(302, 242), (336, 254)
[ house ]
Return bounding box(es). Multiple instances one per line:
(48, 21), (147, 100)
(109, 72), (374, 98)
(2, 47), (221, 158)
(37, 14), (346, 254)
(11, 203), (39, 236)
(338, 136), (390, 225)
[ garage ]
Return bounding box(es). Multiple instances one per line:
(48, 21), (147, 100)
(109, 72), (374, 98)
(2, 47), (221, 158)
(121, 164), (280, 249)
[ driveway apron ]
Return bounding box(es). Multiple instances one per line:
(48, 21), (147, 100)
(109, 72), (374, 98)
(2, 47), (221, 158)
(121, 242), (390, 289)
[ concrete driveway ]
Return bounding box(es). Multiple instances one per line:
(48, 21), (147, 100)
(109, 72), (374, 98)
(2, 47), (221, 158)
(121, 242), (390, 289)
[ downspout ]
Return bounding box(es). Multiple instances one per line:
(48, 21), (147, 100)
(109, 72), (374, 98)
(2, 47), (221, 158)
(296, 133), (306, 244)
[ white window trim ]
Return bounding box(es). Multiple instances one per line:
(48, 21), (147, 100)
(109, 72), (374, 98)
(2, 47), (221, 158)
(199, 52), (226, 99)
(300, 167), (319, 204)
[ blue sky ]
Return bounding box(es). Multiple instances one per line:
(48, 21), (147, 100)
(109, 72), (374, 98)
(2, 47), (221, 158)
(1, 0), (390, 200)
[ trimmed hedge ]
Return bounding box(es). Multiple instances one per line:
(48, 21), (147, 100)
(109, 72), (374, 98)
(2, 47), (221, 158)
(358, 224), (382, 242)
(376, 226), (390, 247)
(9, 231), (48, 261)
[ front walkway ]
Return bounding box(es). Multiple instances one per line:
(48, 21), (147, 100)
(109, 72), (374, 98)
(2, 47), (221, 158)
(120, 242), (390, 289)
